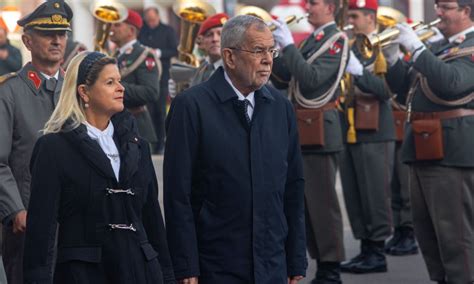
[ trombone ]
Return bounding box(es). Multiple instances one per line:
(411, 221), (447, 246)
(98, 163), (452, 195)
(354, 18), (441, 59)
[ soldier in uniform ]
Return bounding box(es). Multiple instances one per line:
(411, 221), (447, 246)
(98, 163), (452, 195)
(0, 1), (71, 283)
(339, 0), (396, 274)
(271, 0), (349, 282)
(190, 13), (228, 86)
(168, 13), (229, 97)
(109, 9), (161, 147)
(383, 0), (474, 282)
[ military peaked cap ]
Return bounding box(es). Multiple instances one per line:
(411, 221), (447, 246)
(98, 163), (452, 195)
(17, 0), (73, 32)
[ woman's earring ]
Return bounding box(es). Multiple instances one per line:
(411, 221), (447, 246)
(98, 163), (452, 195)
(84, 103), (90, 108)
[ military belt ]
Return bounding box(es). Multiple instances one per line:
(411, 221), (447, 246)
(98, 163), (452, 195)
(410, 108), (474, 121)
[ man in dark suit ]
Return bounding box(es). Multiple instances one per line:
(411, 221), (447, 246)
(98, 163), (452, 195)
(383, 0), (474, 282)
(139, 4), (178, 154)
(164, 15), (306, 284)
(109, 9), (160, 145)
(339, 0), (396, 274)
(271, 0), (349, 282)
(0, 1), (71, 283)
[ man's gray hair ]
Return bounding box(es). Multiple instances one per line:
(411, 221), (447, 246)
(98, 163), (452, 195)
(221, 15), (268, 49)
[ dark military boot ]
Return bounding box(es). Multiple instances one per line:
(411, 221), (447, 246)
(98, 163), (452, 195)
(342, 240), (387, 274)
(341, 239), (369, 272)
(387, 226), (419, 256)
(385, 227), (402, 253)
(310, 261), (341, 284)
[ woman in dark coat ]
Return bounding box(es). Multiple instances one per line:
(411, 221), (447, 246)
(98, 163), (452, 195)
(23, 51), (175, 284)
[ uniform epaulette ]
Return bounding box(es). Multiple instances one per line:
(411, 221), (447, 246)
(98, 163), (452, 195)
(0, 72), (17, 85)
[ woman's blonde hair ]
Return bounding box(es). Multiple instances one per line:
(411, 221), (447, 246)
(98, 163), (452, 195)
(43, 51), (116, 134)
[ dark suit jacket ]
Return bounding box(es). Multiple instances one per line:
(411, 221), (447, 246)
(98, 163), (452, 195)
(386, 31), (474, 166)
(164, 68), (307, 283)
(23, 112), (174, 284)
(271, 23), (347, 154)
(139, 23), (178, 90)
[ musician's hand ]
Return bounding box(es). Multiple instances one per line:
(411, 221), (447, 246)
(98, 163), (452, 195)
(168, 79), (177, 98)
(177, 277), (198, 284)
(394, 23), (425, 59)
(271, 19), (294, 49)
(13, 210), (27, 234)
(382, 42), (401, 66)
(346, 50), (363, 76)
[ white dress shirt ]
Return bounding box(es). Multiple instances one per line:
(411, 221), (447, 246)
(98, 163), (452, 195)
(224, 71), (255, 119)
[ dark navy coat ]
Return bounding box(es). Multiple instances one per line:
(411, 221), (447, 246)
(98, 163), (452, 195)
(164, 68), (307, 283)
(23, 112), (175, 284)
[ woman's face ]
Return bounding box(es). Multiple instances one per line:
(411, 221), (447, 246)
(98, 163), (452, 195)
(85, 64), (124, 116)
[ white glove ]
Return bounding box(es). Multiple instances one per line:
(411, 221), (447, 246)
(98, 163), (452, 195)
(155, 48), (162, 58)
(346, 50), (364, 76)
(382, 43), (401, 67)
(271, 19), (294, 49)
(394, 23), (426, 61)
(168, 79), (177, 98)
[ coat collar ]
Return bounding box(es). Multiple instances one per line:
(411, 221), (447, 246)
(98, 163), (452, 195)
(62, 111), (141, 184)
(205, 67), (275, 104)
(18, 62), (64, 100)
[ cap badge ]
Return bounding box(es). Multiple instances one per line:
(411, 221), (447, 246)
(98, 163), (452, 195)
(54, 2), (60, 9)
(220, 17), (227, 25)
(51, 14), (63, 23)
(356, 0), (366, 8)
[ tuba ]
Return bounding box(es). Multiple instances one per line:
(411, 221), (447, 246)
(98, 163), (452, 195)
(173, 0), (216, 67)
(90, 0), (128, 54)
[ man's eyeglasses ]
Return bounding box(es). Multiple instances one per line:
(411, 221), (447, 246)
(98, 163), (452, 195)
(228, 47), (280, 59)
(434, 4), (460, 12)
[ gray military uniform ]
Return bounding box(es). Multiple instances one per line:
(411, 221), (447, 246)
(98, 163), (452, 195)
(339, 47), (396, 242)
(0, 63), (63, 284)
(386, 30), (474, 283)
(271, 22), (346, 263)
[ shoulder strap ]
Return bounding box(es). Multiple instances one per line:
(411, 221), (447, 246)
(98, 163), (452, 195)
(120, 47), (162, 80)
(289, 31), (349, 109)
(416, 46), (474, 106)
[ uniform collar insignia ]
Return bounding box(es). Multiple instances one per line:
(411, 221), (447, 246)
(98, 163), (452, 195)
(315, 30), (325, 41)
(454, 34), (466, 45)
(145, 57), (156, 71)
(125, 47), (133, 55)
(27, 71), (42, 90)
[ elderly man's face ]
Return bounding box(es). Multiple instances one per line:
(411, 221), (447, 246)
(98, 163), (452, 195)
(22, 30), (67, 65)
(226, 25), (274, 94)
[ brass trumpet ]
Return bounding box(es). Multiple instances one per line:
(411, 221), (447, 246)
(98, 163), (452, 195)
(236, 6), (307, 31)
(354, 18), (441, 59)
